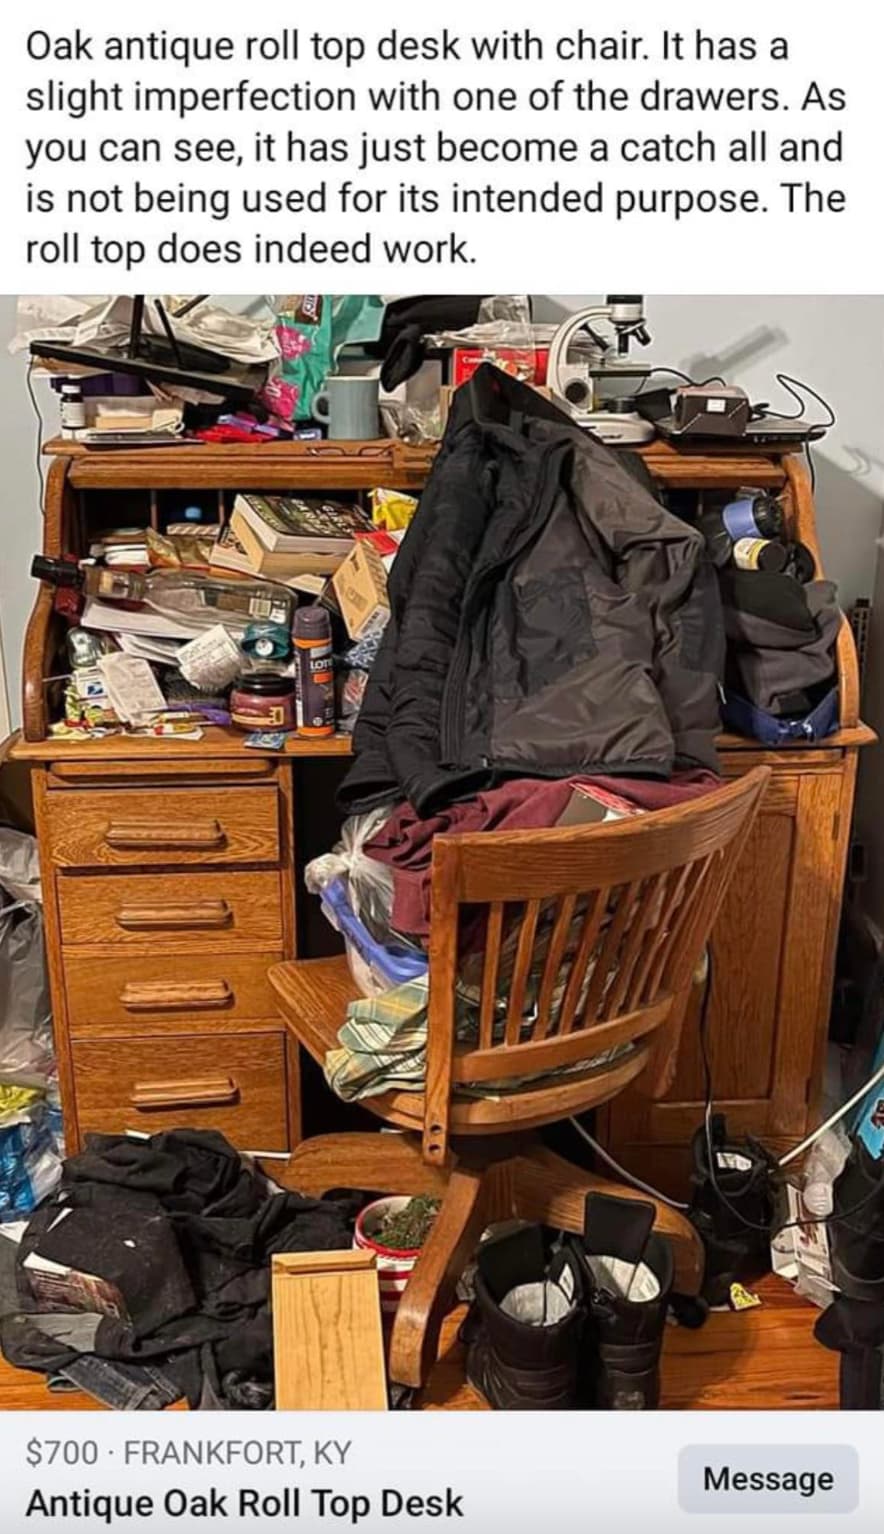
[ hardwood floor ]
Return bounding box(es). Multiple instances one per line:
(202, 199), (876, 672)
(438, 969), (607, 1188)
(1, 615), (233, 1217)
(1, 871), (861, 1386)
(0, 1276), (837, 1412)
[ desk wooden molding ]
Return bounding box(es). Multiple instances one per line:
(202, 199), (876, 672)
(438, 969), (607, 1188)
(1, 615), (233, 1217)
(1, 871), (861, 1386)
(11, 438), (873, 1189)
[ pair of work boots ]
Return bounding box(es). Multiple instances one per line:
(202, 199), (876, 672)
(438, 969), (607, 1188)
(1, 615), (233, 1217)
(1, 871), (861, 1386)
(464, 1194), (673, 1411)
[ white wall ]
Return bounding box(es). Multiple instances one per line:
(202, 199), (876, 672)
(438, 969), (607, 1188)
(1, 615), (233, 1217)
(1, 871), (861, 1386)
(0, 294), (882, 729)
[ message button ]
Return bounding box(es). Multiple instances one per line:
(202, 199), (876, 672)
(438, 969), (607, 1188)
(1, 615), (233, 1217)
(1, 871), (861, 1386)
(679, 1445), (859, 1515)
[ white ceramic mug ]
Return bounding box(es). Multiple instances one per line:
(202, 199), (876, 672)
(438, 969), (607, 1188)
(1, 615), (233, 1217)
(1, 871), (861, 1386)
(312, 376), (380, 440)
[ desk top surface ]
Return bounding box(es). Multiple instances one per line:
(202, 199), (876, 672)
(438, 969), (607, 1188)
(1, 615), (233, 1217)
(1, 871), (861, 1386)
(43, 435), (797, 459)
(8, 725), (874, 765)
(40, 434), (793, 493)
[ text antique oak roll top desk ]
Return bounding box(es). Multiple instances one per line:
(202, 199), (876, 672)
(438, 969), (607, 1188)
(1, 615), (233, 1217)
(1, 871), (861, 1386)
(11, 438), (873, 1192)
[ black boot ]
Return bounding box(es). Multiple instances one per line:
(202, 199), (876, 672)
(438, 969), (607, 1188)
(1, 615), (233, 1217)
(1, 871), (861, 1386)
(463, 1226), (584, 1410)
(828, 1140), (884, 1301)
(576, 1194), (674, 1410)
(815, 1295), (884, 1408)
(810, 1141), (884, 1409)
(688, 1115), (775, 1306)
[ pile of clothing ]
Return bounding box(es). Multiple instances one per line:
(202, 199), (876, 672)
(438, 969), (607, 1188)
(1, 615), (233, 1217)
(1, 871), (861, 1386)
(316, 773), (718, 1104)
(340, 364), (724, 817)
(0, 1130), (356, 1410)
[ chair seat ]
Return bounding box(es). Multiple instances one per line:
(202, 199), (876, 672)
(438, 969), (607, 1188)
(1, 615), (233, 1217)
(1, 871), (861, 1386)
(269, 958), (651, 1136)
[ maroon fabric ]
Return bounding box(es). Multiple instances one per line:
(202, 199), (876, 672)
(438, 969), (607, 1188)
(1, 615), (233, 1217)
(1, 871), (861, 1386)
(366, 771), (722, 939)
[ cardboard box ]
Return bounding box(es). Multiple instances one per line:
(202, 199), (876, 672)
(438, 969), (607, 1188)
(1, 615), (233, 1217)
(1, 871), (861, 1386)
(332, 539), (390, 643)
(452, 346), (550, 387)
(556, 784), (640, 828)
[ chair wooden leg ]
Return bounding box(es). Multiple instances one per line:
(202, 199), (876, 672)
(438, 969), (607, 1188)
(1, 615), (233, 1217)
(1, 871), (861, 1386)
(388, 1164), (488, 1391)
(510, 1145), (705, 1296)
(261, 1133), (449, 1199)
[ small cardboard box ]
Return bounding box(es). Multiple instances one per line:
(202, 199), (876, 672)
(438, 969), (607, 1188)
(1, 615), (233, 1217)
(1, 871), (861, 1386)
(556, 784), (640, 828)
(452, 346), (551, 387)
(332, 539), (390, 643)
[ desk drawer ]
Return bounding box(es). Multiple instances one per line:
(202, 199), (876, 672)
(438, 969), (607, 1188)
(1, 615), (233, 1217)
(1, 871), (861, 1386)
(72, 1032), (288, 1152)
(65, 952), (283, 1037)
(46, 786), (280, 869)
(58, 870), (283, 949)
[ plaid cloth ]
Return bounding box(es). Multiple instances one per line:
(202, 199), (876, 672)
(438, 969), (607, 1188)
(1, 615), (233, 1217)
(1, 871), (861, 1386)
(325, 977), (435, 1101)
(324, 972), (630, 1104)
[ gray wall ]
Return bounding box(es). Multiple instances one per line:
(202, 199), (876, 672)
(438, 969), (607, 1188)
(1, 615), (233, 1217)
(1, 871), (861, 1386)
(1, 295), (882, 731)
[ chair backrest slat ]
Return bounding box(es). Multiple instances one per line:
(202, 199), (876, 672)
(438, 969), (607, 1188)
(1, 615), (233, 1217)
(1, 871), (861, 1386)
(535, 893), (578, 1038)
(602, 874), (669, 1021)
(580, 878), (644, 1026)
(478, 901), (505, 1050)
(646, 850), (717, 1002)
(625, 862), (692, 1012)
(557, 887), (609, 1035)
(504, 898), (542, 1045)
(421, 768), (770, 1165)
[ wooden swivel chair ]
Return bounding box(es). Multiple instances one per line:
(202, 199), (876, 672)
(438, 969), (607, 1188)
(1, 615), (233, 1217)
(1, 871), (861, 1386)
(269, 767), (770, 1390)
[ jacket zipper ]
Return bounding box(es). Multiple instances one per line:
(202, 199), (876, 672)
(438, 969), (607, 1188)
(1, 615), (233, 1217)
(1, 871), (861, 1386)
(439, 440), (568, 764)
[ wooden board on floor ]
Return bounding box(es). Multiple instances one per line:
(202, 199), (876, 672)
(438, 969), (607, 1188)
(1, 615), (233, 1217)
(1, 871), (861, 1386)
(0, 1276), (837, 1412)
(272, 1249), (388, 1411)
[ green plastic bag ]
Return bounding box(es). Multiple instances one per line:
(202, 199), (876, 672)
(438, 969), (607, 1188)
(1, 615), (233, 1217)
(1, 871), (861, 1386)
(263, 296), (385, 422)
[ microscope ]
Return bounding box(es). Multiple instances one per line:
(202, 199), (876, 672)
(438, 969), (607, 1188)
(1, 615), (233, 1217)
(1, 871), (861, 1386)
(546, 296), (656, 444)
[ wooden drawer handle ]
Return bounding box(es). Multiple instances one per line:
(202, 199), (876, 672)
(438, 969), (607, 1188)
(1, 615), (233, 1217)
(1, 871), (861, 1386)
(129, 1076), (239, 1110)
(119, 980), (233, 1012)
(116, 901), (232, 932)
(104, 819), (226, 851)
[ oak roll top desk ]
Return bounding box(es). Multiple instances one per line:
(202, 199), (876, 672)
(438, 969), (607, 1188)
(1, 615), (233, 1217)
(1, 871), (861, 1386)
(10, 437), (873, 1192)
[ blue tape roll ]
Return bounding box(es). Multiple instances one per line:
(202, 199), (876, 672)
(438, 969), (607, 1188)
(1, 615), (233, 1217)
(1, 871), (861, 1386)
(721, 496), (760, 541)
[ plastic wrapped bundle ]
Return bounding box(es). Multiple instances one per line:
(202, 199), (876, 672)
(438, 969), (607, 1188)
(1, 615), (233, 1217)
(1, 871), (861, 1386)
(305, 810), (426, 996)
(0, 1092), (62, 1218)
(0, 831), (54, 1086)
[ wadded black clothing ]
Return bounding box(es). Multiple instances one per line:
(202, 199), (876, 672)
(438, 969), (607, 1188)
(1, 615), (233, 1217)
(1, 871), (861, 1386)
(720, 570), (840, 717)
(1, 1130), (356, 1409)
(341, 365), (723, 817)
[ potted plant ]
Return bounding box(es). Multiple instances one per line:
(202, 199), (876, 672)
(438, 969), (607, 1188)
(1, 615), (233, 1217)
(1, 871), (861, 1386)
(354, 1195), (440, 1315)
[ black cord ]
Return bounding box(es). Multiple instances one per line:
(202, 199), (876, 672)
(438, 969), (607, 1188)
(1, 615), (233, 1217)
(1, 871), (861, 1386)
(699, 951), (883, 1235)
(26, 361), (47, 512)
(753, 373), (836, 496)
(638, 365), (833, 493)
(758, 372), (836, 430)
(637, 366), (727, 394)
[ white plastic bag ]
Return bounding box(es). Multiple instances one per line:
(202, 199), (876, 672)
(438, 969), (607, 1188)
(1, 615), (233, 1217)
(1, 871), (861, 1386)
(305, 808), (396, 943)
(0, 829), (41, 906)
(0, 831), (53, 1087)
(11, 295), (279, 366)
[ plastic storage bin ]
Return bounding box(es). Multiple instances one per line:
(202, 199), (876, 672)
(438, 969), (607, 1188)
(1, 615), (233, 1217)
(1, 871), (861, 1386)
(320, 877), (427, 997)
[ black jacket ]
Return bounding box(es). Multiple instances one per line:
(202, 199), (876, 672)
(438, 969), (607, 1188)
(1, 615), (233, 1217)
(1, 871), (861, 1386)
(341, 366), (723, 817)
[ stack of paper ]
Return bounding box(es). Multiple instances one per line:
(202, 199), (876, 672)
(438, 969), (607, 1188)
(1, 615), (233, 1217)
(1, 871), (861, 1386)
(82, 597), (202, 644)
